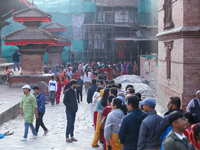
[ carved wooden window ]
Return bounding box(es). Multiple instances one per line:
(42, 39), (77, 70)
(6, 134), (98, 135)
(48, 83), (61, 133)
(164, 41), (173, 79)
(163, 0), (174, 30)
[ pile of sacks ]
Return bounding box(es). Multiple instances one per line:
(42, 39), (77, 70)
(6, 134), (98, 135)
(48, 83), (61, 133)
(114, 75), (156, 99)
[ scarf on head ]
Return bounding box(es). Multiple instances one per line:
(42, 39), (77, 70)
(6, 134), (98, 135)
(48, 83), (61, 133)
(190, 124), (200, 150)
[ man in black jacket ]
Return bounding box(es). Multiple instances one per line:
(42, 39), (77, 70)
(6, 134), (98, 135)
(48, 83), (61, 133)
(156, 97), (183, 150)
(13, 51), (21, 71)
(63, 80), (78, 143)
(87, 79), (98, 123)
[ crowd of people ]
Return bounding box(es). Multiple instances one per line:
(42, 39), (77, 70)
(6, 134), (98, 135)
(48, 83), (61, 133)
(14, 60), (200, 150)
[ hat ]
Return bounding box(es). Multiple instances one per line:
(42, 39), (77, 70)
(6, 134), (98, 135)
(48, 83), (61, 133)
(22, 84), (31, 89)
(117, 96), (125, 103)
(139, 98), (156, 108)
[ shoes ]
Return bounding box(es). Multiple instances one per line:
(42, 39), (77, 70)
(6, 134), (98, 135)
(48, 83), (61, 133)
(20, 137), (27, 141)
(66, 138), (73, 143)
(71, 137), (77, 142)
(43, 130), (49, 136)
(51, 105), (54, 107)
(92, 145), (100, 147)
(92, 124), (95, 126)
(30, 135), (37, 139)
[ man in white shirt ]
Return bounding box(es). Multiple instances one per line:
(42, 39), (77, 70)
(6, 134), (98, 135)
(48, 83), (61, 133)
(48, 76), (57, 106)
(163, 111), (190, 150)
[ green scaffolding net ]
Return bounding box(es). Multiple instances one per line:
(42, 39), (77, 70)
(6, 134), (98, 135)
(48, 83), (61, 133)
(1, 0), (96, 62)
(138, 0), (158, 26)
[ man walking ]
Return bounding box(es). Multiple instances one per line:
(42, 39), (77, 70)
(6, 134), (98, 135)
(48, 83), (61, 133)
(137, 98), (163, 150)
(20, 85), (38, 141)
(63, 80), (78, 143)
(186, 90), (200, 119)
(33, 86), (49, 135)
(76, 74), (83, 103)
(87, 79), (98, 123)
(163, 111), (190, 150)
(48, 76), (57, 106)
(13, 50), (21, 71)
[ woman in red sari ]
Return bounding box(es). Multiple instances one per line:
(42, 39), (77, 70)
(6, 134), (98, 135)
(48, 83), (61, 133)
(56, 77), (62, 104)
(101, 95), (115, 150)
(184, 112), (199, 143)
(190, 123), (200, 150)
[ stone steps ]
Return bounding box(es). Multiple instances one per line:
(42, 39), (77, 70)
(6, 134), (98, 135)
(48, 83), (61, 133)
(0, 62), (14, 71)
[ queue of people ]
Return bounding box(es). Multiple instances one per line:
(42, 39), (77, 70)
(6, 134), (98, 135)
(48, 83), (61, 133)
(16, 59), (200, 150)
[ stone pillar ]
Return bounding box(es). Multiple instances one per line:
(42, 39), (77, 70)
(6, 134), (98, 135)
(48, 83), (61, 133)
(157, 0), (200, 110)
(47, 46), (64, 66)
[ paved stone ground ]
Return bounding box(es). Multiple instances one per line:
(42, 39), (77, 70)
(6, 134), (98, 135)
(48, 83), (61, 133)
(0, 83), (167, 150)
(0, 89), (103, 150)
(0, 84), (22, 106)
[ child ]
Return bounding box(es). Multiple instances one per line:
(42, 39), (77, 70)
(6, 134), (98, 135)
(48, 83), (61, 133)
(4, 66), (14, 83)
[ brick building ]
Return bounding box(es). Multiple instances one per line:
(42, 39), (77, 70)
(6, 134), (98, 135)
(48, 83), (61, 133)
(157, 0), (200, 110)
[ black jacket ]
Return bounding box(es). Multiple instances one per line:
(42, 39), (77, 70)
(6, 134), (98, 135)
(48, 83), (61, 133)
(118, 108), (147, 148)
(63, 87), (78, 113)
(137, 110), (163, 150)
(87, 84), (98, 104)
(155, 108), (183, 139)
(76, 79), (83, 91)
(13, 52), (21, 61)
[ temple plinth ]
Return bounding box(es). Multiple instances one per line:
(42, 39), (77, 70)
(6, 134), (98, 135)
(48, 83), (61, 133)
(3, 7), (58, 75)
(42, 23), (71, 67)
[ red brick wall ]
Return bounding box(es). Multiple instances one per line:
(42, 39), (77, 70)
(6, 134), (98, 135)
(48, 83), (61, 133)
(21, 54), (43, 75)
(157, 0), (200, 111)
(48, 52), (62, 66)
(9, 75), (52, 88)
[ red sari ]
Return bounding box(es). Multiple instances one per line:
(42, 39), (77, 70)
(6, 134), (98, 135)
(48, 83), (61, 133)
(56, 81), (62, 104)
(101, 106), (112, 150)
(190, 124), (200, 150)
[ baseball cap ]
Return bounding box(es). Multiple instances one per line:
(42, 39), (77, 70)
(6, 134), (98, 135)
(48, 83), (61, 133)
(117, 96), (125, 103)
(139, 98), (156, 108)
(22, 84), (31, 89)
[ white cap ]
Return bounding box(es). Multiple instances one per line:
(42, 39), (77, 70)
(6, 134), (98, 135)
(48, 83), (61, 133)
(22, 85), (31, 89)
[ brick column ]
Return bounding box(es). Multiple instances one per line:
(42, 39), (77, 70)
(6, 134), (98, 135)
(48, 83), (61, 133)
(47, 46), (64, 66)
(157, 0), (200, 110)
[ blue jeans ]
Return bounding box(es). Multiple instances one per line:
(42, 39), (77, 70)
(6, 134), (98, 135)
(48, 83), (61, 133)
(49, 91), (55, 105)
(66, 113), (76, 139)
(23, 122), (37, 138)
(123, 146), (137, 150)
(14, 61), (20, 70)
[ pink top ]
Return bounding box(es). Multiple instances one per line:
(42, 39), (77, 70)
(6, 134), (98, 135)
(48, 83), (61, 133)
(4, 69), (10, 75)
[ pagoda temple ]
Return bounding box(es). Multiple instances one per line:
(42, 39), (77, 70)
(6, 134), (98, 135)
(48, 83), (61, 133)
(3, 7), (58, 75)
(42, 23), (71, 67)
